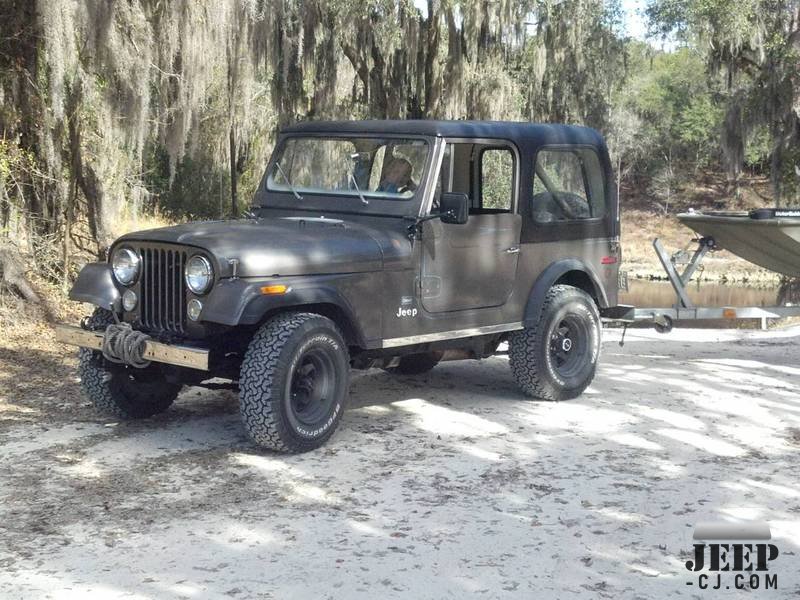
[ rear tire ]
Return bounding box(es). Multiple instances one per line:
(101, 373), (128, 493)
(78, 308), (181, 419)
(239, 312), (350, 453)
(509, 285), (600, 401)
(383, 352), (442, 375)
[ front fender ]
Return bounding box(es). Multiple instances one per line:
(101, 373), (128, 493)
(523, 259), (608, 327)
(69, 263), (121, 312)
(199, 274), (371, 347)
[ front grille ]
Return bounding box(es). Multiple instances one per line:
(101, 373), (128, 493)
(139, 246), (188, 334)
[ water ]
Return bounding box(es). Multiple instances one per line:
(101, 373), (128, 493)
(619, 279), (798, 309)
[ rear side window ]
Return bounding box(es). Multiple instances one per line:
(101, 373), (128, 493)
(532, 148), (605, 223)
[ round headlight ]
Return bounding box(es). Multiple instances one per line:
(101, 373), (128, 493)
(112, 247), (140, 285)
(187, 298), (203, 321)
(185, 255), (213, 294)
(122, 289), (138, 312)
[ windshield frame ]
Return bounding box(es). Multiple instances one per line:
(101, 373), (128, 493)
(256, 132), (437, 217)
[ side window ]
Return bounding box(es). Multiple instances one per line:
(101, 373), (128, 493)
(480, 148), (513, 211)
(532, 148), (606, 223)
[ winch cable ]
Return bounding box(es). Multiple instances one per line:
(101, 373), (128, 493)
(101, 322), (152, 368)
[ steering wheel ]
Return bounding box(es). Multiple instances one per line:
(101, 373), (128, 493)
(551, 191), (577, 220)
(534, 163), (577, 219)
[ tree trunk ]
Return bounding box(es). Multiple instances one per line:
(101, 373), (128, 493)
(229, 126), (238, 217)
(76, 165), (111, 257)
(62, 172), (77, 294)
(721, 100), (744, 204)
(0, 245), (56, 321)
(422, 0), (440, 117)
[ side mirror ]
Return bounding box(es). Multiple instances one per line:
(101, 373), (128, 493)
(439, 192), (469, 225)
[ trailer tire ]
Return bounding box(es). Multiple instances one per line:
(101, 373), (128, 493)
(509, 285), (600, 401)
(654, 315), (673, 334)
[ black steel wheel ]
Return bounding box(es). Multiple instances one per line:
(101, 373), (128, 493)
(239, 312), (349, 453)
(287, 347), (338, 428)
(78, 308), (181, 419)
(548, 314), (592, 380)
(509, 285), (600, 401)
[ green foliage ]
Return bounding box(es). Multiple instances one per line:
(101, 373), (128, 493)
(678, 95), (723, 165)
(648, 0), (800, 202)
(744, 126), (771, 170)
(516, 0), (627, 129)
(610, 45), (724, 183)
(481, 149), (514, 210)
(145, 146), (231, 221)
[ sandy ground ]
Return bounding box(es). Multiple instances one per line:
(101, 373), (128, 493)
(0, 325), (799, 599)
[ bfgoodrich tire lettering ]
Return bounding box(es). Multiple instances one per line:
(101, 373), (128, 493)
(239, 312), (349, 453)
(509, 285), (600, 401)
(78, 308), (181, 419)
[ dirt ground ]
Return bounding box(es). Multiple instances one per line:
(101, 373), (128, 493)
(1, 323), (799, 599)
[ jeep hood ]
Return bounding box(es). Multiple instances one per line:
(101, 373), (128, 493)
(117, 217), (405, 277)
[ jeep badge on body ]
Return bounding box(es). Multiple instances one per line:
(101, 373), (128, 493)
(56, 120), (622, 453)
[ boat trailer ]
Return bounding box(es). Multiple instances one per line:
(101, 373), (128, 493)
(619, 237), (800, 332)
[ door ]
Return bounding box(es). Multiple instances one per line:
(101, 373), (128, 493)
(420, 143), (521, 313)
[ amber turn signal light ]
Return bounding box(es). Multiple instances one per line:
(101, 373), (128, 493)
(260, 284), (289, 295)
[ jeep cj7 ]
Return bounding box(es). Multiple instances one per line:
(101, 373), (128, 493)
(57, 121), (622, 453)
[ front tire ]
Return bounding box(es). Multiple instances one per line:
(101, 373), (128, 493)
(239, 312), (350, 453)
(509, 285), (600, 401)
(78, 308), (181, 419)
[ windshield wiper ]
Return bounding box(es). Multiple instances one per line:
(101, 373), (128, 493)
(274, 162), (303, 201)
(348, 171), (369, 205)
(345, 154), (368, 205)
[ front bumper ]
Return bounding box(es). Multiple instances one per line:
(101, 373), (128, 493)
(55, 324), (209, 371)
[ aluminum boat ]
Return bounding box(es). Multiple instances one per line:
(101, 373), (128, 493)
(677, 208), (800, 277)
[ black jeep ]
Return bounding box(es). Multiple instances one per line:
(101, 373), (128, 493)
(57, 120), (621, 453)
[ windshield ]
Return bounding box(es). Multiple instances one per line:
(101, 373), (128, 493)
(267, 137), (429, 200)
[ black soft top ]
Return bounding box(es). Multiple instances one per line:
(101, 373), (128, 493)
(282, 120), (605, 149)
